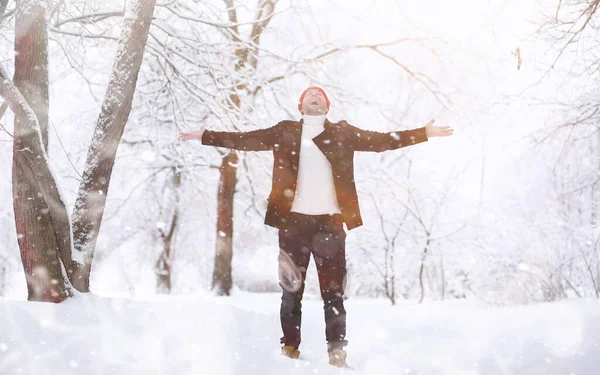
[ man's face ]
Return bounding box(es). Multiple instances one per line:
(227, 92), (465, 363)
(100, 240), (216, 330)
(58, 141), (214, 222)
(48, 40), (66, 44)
(301, 89), (328, 115)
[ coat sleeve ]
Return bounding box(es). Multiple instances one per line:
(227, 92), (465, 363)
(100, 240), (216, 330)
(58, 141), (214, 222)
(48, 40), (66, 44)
(201, 122), (282, 151)
(346, 123), (428, 152)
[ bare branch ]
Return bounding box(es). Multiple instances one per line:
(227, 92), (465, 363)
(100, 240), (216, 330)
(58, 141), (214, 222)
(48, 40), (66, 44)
(162, 2), (286, 30)
(53, 11), (124, 27)
(549, 0), (600, 71)
(307, 39), (453, 107)
(310, 38), (447, 60)
(0, 0), (8, 17)
(0, 66), (39, 133)
(0, 100), (7, 120)
(49, 27), (120, 41)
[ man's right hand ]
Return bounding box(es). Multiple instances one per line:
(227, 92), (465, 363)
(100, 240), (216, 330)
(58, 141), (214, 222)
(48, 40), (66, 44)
(179, 127), (206, 141)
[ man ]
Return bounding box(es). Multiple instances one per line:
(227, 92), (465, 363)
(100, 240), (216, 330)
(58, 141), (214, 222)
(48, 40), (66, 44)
(180, 86), (453, 367)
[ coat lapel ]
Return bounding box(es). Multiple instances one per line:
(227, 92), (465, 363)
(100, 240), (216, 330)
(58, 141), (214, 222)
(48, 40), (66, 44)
(289, 119), (303, 176)
(312, 118), (336, 158)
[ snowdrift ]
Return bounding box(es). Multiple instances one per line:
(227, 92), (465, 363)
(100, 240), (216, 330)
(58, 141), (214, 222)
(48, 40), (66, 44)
(1, 292), (599, 374)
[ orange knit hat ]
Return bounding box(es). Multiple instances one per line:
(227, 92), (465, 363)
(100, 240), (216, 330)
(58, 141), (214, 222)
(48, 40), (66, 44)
(297, 86), (330, 113)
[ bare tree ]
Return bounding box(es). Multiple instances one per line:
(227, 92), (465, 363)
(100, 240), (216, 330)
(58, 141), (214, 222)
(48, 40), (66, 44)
(376, 158), (468, 304)
(0, 1), (77, 302)
(3, 0), (159, 296)
(361, 172), (412, 305)
(13, 0), (48, 151)
(212, 151), (238, 295)
(207, 0), (280, 296)
(70, 0), (157, 292)
(155, 168), (181, 294)
(531, 0), (600, 299)
(1, 61), (72, 301)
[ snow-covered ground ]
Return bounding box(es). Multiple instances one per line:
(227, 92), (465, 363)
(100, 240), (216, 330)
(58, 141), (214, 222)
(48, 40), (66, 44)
(1, 291), (599, 375)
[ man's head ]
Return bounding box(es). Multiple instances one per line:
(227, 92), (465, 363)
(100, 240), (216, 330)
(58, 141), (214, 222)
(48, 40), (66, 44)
(298, 86), (330, 115)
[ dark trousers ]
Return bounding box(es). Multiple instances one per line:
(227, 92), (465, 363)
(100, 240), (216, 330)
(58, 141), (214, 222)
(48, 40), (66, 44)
(278, 212), (348, 352)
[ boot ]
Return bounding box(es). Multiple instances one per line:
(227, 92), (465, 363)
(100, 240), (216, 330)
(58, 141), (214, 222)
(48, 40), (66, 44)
(281, 345), (300, 359)
(328, 349), (348, 368)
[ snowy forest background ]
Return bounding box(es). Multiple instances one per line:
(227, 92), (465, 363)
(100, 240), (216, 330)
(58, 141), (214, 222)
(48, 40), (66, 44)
(0, 0), (599, 305)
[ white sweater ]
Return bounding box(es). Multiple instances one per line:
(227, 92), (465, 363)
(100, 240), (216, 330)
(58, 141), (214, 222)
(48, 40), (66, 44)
(290, 115), (342, 215)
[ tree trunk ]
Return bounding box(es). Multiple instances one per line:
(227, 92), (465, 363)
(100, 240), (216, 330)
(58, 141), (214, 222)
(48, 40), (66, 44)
(156, 169), (181, 294)
(155, 213), (177, 293)
(210, 1), (277, 297)
(14, 0), (49, 151)
(418, 237), (432, 304)
(1, 62), (72, 302)
(8, 2), (73, 302)
(70, 0), (157, 292)
(212, 151), (238, 296)
(0, 261), (6, 296)
(14, 1), (76, 292)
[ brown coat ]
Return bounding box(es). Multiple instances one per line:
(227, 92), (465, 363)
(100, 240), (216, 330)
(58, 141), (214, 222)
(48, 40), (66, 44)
(201, 118), (428, 230)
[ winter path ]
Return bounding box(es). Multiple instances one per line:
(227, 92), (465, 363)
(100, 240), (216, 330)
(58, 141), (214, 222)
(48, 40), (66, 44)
(1, 291), (599, 374)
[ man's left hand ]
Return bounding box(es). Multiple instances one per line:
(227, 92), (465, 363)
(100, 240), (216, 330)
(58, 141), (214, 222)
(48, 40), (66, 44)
(425, 119), (454, 137)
